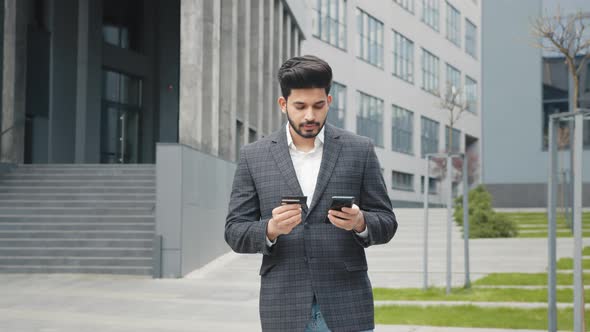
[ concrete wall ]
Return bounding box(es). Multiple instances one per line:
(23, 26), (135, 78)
(179, 0), (305, 163)
(481, 0), (590, 207)
(155, 143), (235, 278)
(1, 0), (27, 164)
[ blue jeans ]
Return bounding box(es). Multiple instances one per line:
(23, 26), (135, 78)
(304, 297), (374, 332)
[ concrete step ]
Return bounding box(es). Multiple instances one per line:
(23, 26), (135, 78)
(0, 239), (153, 248)
(0, 207), (154, 216)
(0, 215), (154, 223)
(0, 193), (156, 201)
(0, 201), (155, 208)
(0, 174), (155, 181)
(0, 256), (152, 267)
(0, 247), (153, 258)
(0, 265), (152, 275)
(0, 187), (156, 194)
(0, 222), (155, 232)
(0, 230), (154, 240)
(15, 164), (155, 169)
(0, 179), (155, 187)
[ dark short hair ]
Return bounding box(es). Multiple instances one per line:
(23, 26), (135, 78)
(278, 55), (332, 99)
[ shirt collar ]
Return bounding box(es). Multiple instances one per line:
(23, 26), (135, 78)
(285, 122), (325, 152)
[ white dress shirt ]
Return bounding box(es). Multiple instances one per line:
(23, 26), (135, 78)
(266, 123), (368, 246)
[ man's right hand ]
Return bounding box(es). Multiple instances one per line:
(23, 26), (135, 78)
(266, 204), (302, 241)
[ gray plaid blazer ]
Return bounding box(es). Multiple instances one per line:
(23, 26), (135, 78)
(225, 123), (397, 331)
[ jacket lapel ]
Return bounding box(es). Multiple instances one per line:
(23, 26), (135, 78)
(307, 123), (342, 215)
(270, 125), (305, 200)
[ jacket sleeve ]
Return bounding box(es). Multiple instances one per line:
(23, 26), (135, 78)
(354, 140), (398, 248)
(224, 146), (274, 255)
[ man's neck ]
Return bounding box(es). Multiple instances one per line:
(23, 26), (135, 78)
(289, 126), (315, 152)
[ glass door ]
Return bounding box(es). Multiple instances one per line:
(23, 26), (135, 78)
(101, 70), (142, 163)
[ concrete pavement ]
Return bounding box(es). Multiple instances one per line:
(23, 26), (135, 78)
(0, 208), (587, 331)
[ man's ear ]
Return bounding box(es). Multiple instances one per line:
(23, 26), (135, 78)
(278, 97), (287, 114)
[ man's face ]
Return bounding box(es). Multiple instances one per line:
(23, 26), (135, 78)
(279, 88), (332, 139)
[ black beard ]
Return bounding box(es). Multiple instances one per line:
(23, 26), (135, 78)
(285, 106), (325, 139)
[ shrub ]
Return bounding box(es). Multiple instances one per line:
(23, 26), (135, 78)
(454, 185), (518, 238)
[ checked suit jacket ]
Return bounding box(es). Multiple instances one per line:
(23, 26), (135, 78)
(224, 123), (398, 332)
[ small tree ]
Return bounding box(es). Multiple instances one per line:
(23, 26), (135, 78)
(439, 84), (470, 154)
(531, 8), (590, 111)
(430, 84), (472, 195)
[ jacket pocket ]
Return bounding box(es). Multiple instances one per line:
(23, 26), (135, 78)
(343, 259), (368, 272)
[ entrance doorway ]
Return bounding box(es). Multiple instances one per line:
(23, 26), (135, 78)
(101, 70), (142, 163)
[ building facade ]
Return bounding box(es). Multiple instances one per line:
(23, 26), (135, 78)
(482, 0), (590, 207)
(0, 0), (306, 166)
(302, 0), (482, 207)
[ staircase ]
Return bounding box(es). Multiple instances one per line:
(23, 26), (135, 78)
(0, 164), (157, 276)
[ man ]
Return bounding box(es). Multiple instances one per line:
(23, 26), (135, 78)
(225, 55), (397, 332)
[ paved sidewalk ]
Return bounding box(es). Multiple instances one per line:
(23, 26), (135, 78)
(1, 208), (588, 331)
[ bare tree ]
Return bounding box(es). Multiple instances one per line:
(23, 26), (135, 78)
(531, 8), (590, 110)
(438, 84), (470, 154)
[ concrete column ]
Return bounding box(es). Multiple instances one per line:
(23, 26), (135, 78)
(263, 0), (274, 135)
(273, 0), (283, 130)
(75, 0), (101, 163)
(281, 13), (291, 128)
(219, 0), (238, 161)
(250, 0), (264, 140)
(283, 14), (291, 64)
(200, 0), (221, 156)
(1, 0), (27, 164)
(48, 0), (78, 163)
(236, 0), (250, 156)
(292, 22), (299, 57)
(179, 0), (205, 150)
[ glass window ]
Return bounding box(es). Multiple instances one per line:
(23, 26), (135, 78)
(421, 116), (439, 157)
(446, 2), (461, 47)
(446, 63), (461, 92)
(357, 91), (384, 147)
(421, 48), (440, 95)
(421, 0), (439, 31)
(465, 19), (477, 58)
(542, 57), (590, 149)
(102, 70), (142, 107)
(465, 76), (477, 113)
(102, 0), (142, 51)
(328, 82), (347, 128)
(357, 8), (384, 67)
(312, 0), (347, 49)
(394, 0), (415, 14)
(393, 31), (414, 84)
(421, 175), (438, 194)
(392, 171), (414, 191)
(445, 126), (461, 153)
(392, 105), (414, 155)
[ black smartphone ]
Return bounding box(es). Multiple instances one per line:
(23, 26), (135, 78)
(281, 196), (307, 205)
(329, 196), (355, 211)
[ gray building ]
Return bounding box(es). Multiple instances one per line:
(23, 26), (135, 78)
(0, 0), (306, 278)
(1, 0), (306, 165)
(482, 0), (590, 207)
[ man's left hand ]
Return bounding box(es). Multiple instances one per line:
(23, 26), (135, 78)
(328, 204), (366, 233)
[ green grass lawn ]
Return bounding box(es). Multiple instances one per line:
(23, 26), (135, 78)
(556, 258), (590, 270)
(373, 287), (588, 303)
(518, 231), (590, 238)
(472, 272), (590, 286)
(375, 305), (588, 330)
(495, 212), (590, 238)
(585, 247), (590, 256)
